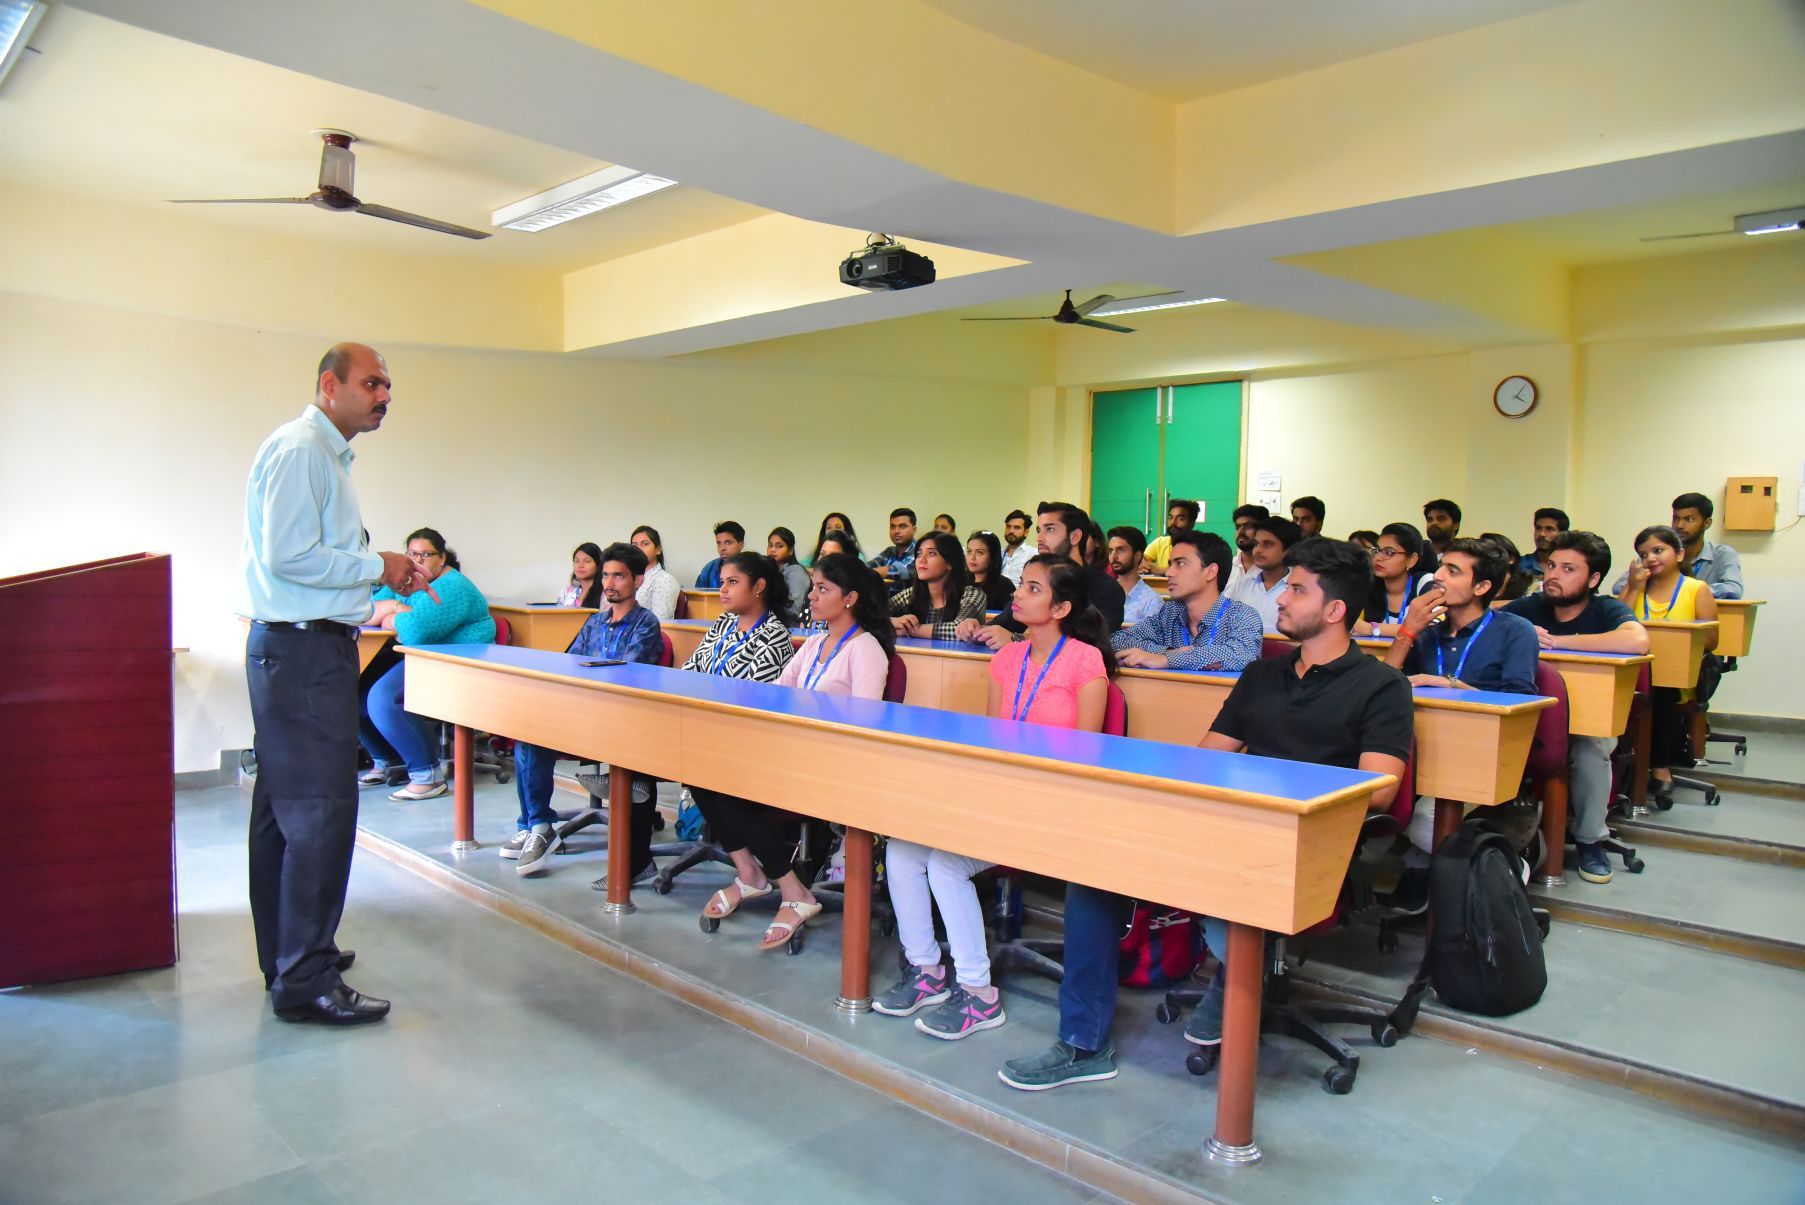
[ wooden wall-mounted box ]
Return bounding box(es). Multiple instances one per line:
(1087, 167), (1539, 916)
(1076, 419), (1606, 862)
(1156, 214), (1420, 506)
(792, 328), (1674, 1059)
(1723, 477), (1778, 531)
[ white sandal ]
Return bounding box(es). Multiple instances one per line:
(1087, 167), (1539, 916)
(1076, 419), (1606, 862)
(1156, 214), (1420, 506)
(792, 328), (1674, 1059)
(759, 899), (823, 951)
(703, 877), (772, 920)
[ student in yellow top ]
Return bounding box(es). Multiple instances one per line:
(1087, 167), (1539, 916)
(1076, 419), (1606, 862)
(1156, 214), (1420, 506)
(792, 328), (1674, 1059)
(1616, 524), (1717, 808)
(1138, 499), (1199, 574)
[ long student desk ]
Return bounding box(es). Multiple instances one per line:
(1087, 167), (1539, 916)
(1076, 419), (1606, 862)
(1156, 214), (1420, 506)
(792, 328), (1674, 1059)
(401, 641), (1396, 1166)
(357, 627), (391, 672)
(663, 619), (1550, 824)
(680, 589), (727, 621)
(488, 604), (596, 654)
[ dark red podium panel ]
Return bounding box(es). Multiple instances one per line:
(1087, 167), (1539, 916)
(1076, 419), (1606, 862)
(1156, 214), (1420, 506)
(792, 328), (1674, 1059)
(0, 553), (177, 987)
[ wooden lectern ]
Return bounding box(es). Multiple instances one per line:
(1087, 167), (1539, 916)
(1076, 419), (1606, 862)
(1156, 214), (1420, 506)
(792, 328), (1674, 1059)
(0, 553), (177, 987)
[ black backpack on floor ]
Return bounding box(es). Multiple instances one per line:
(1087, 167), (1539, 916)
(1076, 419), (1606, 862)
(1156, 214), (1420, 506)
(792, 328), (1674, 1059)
(1391, 821), (1549, 1033)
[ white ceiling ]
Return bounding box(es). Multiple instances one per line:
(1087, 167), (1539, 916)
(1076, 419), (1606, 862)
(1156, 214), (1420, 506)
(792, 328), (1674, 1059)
(918, 0), (1576, 101)
(0, 8), (765, 266)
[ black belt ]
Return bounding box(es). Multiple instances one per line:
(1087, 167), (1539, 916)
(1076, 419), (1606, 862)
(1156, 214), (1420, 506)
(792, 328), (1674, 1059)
(251, 619), (360, 639)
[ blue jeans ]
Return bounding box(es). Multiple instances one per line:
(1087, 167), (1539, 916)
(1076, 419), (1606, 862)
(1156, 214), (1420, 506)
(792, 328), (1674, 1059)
(358, 661), (439, 784)
(513, 741), (569, 831)
(1058, 883), (1229, 1053)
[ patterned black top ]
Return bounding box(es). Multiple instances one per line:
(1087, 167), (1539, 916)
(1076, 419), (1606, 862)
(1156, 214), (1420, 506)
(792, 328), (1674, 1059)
(680, 612), (795, 682)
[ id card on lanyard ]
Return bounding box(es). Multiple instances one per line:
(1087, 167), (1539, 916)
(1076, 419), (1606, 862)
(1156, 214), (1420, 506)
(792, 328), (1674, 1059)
(1433, 611), (1493, 683)
(710, 615), (764, 675)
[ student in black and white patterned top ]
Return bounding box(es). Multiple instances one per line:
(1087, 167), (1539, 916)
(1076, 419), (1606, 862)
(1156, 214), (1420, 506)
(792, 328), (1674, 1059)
(889, 531), (987, 642)
(679, 553), (796, 681)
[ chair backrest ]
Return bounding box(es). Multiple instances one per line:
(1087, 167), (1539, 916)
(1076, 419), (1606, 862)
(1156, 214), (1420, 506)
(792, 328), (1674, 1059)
(1384, 742), (1417, 826)
(1103, 680), (1128, 736)
(1261, 637), (1292, 661)
(491, 615), (512, 646)
(673, 591), (690, 620)
(883, 653), (908, 703)
(658, 633), (674, 668)
(1527, 662), (1570, 779)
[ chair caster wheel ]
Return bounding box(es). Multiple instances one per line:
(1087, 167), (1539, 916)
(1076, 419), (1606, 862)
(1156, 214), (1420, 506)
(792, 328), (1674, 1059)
(1704, 789), (1720, 806)
(1625, 856), (1645, 874)
(654, 877), (674, 896)
(786, 933), (804, 956)
(1651, 795), (1674, 812)
(699, 915), (719, 934)
(652, 813), (666, 832)
(1734, 741), (1748, 756)
(1323, 1066), (1356, 1095)
(879, 917), (897, 938)
(1184, 1049), (1219, 1077)
(1377, 931), (1399, 954)
(1155, 1002), (1181, 1025)
(495, 772), (511, 784)
(1372, 1022), (1399, 1048)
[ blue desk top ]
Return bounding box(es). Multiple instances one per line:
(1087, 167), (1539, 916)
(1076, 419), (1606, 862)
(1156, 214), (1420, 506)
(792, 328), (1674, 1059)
(407, 643), (1388, 810)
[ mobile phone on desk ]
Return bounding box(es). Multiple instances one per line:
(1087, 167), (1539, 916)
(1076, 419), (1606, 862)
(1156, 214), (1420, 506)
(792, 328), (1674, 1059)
(578, 659), (626, 667)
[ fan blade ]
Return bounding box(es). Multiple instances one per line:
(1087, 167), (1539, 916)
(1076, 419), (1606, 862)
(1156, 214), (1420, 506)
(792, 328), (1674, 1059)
(168, 197), (313, 205)
(1096, 289), (1182, 308)
(961, 315), (1056, 322)
(1073, 293), (1115, 317)
(356, 202), (491, 240)
(1638, 230), (1735, 243)
(1076, 318), (1135, 334)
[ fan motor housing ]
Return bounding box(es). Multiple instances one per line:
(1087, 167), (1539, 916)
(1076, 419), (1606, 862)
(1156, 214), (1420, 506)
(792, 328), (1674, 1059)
(839, 244), (936, 290)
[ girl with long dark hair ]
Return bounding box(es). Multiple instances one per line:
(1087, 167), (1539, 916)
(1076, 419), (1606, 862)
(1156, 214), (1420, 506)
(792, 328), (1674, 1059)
(809, 512), (859, 565)
(767, 526), (810, 625)
(629, 525), (680, 620)
(1356, 521), (1438, 636)
(965, 530), (1014, 611)
(558, 542), (604, 608)
(873, 554), (1112, 1040)
(889, 530), (987, 640)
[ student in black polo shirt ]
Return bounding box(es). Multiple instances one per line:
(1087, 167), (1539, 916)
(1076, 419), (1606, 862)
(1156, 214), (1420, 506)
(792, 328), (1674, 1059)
(1505, 531), (1648, 884)
(998, 538), (1411, 1090)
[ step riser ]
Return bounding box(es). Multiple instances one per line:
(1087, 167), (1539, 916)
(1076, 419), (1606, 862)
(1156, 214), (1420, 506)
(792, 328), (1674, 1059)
(1615, 822), (1805, 868)
(1535, 898), (1805, 971)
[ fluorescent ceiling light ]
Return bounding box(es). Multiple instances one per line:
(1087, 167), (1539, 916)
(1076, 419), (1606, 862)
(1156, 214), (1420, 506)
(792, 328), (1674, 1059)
(0, 1), (46, 92)
(492, 164), (677, 233)
(1734, 205), (1803, 236)
(1091, 296), (1225, 317)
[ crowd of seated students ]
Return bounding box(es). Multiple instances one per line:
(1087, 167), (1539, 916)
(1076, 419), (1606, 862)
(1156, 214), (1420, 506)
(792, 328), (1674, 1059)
(367, 477), (1758, 1103)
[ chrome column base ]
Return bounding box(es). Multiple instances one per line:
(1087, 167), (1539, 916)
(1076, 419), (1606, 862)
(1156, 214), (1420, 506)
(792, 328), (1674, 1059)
(450, 839), (480, 853)
(833, 995), (873, 1014)
(1533, 873), (1566, 888)
(599, 901), (637, 917)
(1205, 1138), (1263, 1166)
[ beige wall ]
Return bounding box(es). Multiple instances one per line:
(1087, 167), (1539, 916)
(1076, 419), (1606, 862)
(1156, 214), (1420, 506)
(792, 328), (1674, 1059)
(0, 293), (1035, 771)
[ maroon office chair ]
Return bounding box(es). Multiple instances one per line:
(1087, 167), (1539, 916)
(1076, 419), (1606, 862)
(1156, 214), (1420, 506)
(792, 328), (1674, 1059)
(1261, 636), (1292, 661)
(556, 633), (675, 844)
(673, 592), (690, 620)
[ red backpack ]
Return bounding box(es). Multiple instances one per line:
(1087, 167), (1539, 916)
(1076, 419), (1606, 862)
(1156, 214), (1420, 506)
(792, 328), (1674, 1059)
(1117, 904), (1200, 987)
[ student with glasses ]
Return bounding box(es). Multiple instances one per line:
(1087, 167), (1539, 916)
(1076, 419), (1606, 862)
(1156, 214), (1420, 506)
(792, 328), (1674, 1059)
(359, 527), (495, 800)
(1354, 522), (1439, 636)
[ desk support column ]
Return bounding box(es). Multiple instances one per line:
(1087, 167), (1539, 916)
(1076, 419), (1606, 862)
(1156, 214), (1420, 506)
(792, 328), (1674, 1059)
(1432, 797), (1463, 848)
(1207, 921), (1264, 1166)
(1534, 773), (1568, 888)
(451, 726), (478, 853)
(835, 827), (873, 1013)
(601, 768), (636, 916)
(1629, 708), (1652, 817)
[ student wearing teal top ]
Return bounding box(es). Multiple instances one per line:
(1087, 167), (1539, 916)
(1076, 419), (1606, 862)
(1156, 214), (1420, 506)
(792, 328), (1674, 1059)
(358, 527), (495, 799)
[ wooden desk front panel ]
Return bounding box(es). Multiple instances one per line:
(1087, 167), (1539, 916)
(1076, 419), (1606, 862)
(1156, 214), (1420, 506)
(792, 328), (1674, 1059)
(679, 709), (1367, 935)
(1414, 707), (1539, 805)
(357, 629), (391, 672)
(406, 657), (685, 782)
(1543, 657), (1645, 739)
(1715, 601), (1760, 659)
(1643, 622), (1716, 690)
(682, 591), (727, 621)
(490, 606), (595, 654)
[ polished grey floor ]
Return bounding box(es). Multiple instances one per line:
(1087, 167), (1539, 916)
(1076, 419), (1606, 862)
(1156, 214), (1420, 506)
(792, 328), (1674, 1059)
(345, 772), (1805, 1204)
(1622, 787), (1805, 850)
(0, 788), (1110, 1205)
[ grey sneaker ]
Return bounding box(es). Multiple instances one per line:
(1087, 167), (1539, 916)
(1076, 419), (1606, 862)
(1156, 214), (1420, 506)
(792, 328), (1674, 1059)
(516, 830), (562, 876)
(871, 965), (951, 1017)
(574, 770), (653, 805)
(499, 831), (531, 860)
(998, 1041), (1117, 1091)
(1183, 966), (1225, 1047)
(916, 987), (1006, 1040)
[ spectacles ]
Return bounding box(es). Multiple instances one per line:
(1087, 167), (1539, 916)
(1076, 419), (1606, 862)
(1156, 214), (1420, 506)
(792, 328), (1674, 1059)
(1371, 547), (1407, 560)
(407, 550), (443, 562)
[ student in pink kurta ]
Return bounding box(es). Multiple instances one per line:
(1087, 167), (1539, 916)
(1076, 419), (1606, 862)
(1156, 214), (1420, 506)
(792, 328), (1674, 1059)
(694, 554), (896, 951)
(874, 555), (1114, 1042)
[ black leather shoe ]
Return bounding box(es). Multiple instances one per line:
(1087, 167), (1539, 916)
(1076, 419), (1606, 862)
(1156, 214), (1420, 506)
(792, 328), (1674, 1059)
(265, 949), (358, 992)
(274, 984), (391, 1026)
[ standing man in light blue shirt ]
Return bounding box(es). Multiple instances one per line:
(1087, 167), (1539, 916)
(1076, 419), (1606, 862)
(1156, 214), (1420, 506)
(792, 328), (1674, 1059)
(241, 342), (425, 1027)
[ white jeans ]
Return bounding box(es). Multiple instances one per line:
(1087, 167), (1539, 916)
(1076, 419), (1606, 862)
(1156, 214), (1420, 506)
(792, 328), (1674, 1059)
(885, 840), (995, 988)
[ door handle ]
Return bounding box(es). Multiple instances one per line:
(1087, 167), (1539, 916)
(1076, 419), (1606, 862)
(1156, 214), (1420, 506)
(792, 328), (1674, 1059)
(1144, 488), (1153, 535)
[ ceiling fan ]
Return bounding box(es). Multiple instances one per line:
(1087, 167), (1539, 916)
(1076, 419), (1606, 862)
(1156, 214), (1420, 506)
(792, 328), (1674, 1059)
(961, 288), (1181, 334)
(168, 130), (490, 240)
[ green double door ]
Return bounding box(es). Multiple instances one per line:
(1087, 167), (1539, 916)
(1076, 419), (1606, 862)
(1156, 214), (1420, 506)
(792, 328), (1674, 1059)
(1089, 381), (1242, 543)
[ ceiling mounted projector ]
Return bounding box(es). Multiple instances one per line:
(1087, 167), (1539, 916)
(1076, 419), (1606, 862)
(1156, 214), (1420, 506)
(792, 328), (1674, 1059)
(839, 234), (936, 291)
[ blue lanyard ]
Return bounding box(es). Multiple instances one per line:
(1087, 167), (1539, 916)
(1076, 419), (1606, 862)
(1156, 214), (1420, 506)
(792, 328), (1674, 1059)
(1011, 635), (1067, 721)
(1386, 575), (1420, 624)
(709, 614), (764, 676)
(1433, 611), (1493, 682)
(1191, 599), (1226, 647)
(1642, 576), (1683, 621)
(803, 625), (858, 691)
